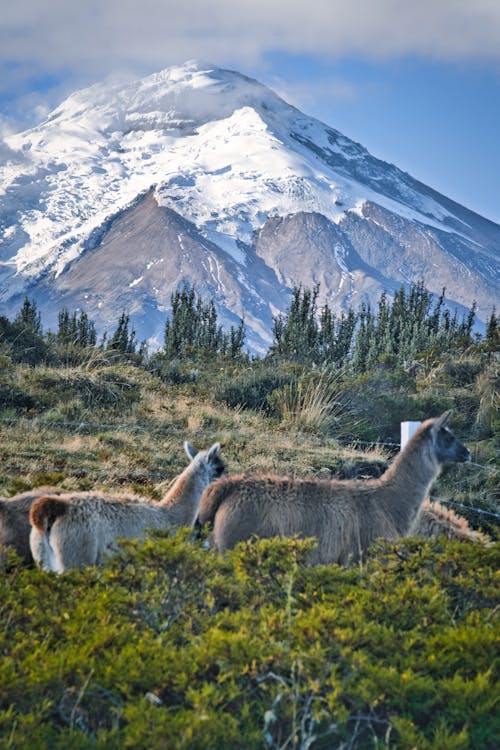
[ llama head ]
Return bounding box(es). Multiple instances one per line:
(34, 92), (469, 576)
(184, 441), (225, 481)
(426, 411), (470, 465)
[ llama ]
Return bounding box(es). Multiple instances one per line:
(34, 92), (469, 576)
(29, 442), (223, 572)
(0, 487), (66, 564)
(198, 411), (470, 565)
(412, 498), (490, 544)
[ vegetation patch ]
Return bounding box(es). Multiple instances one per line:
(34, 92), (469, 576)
(0, 286), (498, 747)
(0, 534), (498, 749)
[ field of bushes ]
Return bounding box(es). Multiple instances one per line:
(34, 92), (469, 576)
(0, 289), (498, 748)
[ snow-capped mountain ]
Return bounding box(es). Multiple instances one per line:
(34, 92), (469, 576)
(1, 60), (498, 350)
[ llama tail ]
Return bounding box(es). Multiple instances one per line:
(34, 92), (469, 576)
(30, 496), (69, 533)
(197, 478), (234, 526)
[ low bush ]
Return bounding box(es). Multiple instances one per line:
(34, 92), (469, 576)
(214, 368), (294, 414)
(11, 367), (141, 415)
(340, 371), (417, 441)
(0, 534), (498, 749)
(0, 378), (36, 412)
(148, 356), (200, 386)
(441, 358), (485, 388)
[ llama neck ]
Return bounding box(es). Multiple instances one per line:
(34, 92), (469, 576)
(159, 462), (207, 526)
(379, 437), (440, 534)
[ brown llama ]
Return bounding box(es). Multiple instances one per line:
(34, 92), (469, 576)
(29, 442), (223, 572)
(0, 487), (66, 564)
(412, 498), (491, 544)
(198, 412), (470, 565)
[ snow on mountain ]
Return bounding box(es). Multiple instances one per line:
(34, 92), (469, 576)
(0, 60), (498, 350)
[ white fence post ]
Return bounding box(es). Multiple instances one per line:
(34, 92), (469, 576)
(400, 421), (421, 450)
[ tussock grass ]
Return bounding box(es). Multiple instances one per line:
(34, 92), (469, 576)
(268, 370), (349, 435)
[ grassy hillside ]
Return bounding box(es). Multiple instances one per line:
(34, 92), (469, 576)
(0, 352), (498, 748)
(0, 355), (497, 530)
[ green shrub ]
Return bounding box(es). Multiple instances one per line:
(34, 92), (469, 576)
(0, 378), (36, 412)
(0, 534), (498, 749)
(14, 367), (141, 415)
(341, 371), (416, 441)
(148, 356), (201, 386)
(214, 368), (294, 414)
(442, 358), (484, 387)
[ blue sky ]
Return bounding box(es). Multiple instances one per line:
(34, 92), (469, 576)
(1, 1), (500, 224)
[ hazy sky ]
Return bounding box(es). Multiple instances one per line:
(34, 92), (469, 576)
(1, 0), (500, 223)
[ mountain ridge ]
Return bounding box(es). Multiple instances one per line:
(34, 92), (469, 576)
(0, 60), (498, 350)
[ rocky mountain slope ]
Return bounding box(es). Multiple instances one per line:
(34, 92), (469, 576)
(1, 61), (498, 350)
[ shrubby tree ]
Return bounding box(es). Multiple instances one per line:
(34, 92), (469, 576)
(485, 308), (498, 346)
(271, 284), (320, 362)
(56, 308), (97, 348)
(0, 297), (49, 365)
(270, 285), (357, 368)
(0, 284), (488, 374)
(15, 297), (42, 335)
(107, 312), (138, 355)
(269, 281), (483, 373)
(163, 285), (246, 360)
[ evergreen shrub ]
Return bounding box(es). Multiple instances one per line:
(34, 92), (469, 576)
(148, 356), (200, 386)
(0, 533), (498, 749)
(214, 368), (294, 414)
(14, 368), (141, 415)
(0, 378), (36, 412)
(442, 359), (484, 387)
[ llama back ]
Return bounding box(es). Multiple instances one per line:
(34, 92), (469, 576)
(413, 499), (490, 544)
(199, 473), (312, 525)
(0, 500), (21, 547)
(1, 488), (69, 564)
(30, 493), (179, 535)
(1, 487), (65, 534)
(1, 500), (31, 562)
(8, 486), (66, 505)
(29, 493), (180, 571)
(198, 475), (243, 525)
(1, 496), (38, 563)
(200, 473), (380, 564)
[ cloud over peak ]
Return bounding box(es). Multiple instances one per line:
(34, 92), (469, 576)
(3, 0), (500, 75)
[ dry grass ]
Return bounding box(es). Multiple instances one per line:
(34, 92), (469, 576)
(475, 361), (499, 435)
(268, 370), (353, 436)
(0, 364), (392, 498)
(1, 362), (496, 536)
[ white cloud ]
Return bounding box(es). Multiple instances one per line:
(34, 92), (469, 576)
(2, 0), (500, 74)
(270, 76), (359, 114)
(1, 0), (500, 133)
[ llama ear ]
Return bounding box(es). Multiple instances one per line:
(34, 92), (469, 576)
(184, 441), (198, 460)
(207, 443), (221, 460)
(435, 410), (452, 429)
